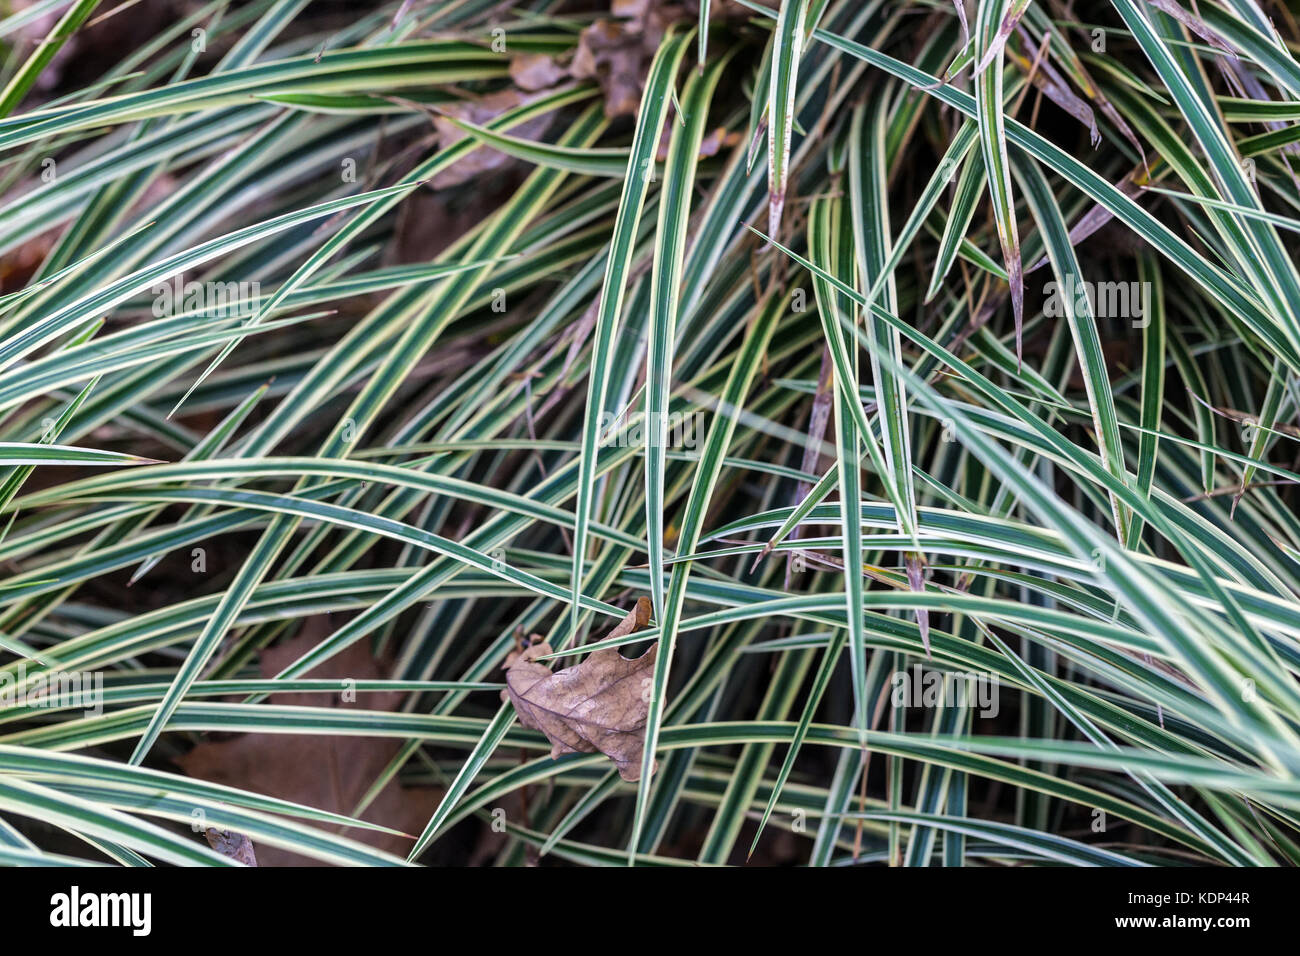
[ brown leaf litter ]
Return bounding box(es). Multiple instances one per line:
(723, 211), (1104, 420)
(176, 621), (435, 866)
(503, 597), (655, 780)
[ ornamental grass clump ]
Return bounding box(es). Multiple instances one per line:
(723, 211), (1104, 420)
(0, 0), (1297, 867)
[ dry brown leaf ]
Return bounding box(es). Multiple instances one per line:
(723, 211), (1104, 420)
(567, 2), (747, 118)
(571, 2), (689, 118)
(571, 20), (651, 118)
(503, 598), (654, 780)
(175, 621), (435, 866)
(696, 126), (743, 159)
(509, 53), (566, 91)
(430, 90), (551, 188)
(656, 123), (741, 162)
(204, 828), (258, 866)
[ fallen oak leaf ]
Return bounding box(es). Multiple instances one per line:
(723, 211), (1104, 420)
(503, 598), (654, 781)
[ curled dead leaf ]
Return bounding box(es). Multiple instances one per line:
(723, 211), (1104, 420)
(503, 598), (654, 780)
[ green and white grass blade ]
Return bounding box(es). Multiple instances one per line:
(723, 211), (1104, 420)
(416, 108), (631, 177)
(697, 645), (813, 862)
(1127, 251), (1165, 543)
(569, 27), (690, 642)
(974, 0), (1024, 363)
(0, 0), (100, 118)
(0, 180), (422, 373)
(851, 97), (926, 646)
(647, 57), (726, 629)
(748, 628), (846, 858)
(127, 104), (607, 766)
(766, 0), (809, 237)
(807, 191), (879, 733)
(926, 148), (987, 302)
(628, 293), (782, 863)
(0, 775), (234, 866)
(1012, 154), (1130, 543)
(761, 4), (1300, 374)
